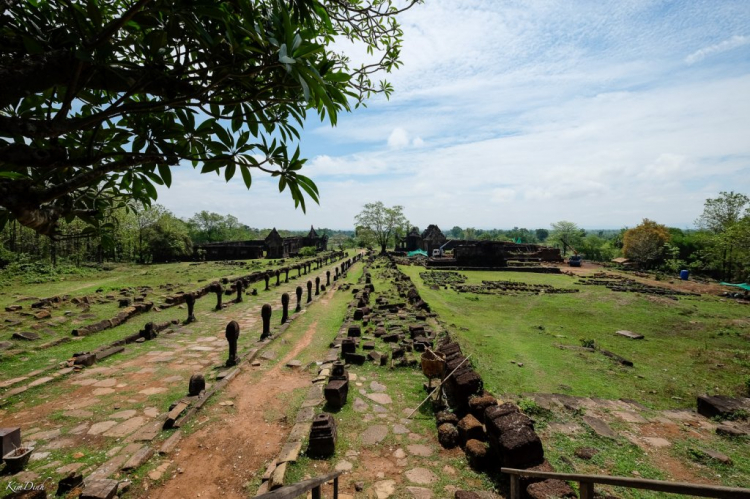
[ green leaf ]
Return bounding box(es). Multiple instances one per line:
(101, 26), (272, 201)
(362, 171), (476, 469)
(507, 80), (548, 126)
(225, 163), (236, 182)
(240, 165), (252, 189)
(158, 164), (172, 188)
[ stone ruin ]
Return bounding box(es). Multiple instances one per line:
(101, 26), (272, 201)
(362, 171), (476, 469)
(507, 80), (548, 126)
(281, 293), (289, 324)
(307, 413), (337, 457)
(324, 361), (349, 410)
(225, 320), (240, 366)
(260, 304), (272, 339)
(295, 286), (303, 312)
(188, 374), (205, 396)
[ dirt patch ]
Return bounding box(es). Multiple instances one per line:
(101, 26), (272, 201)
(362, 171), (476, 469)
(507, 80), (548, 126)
(146, 319), (325, 497)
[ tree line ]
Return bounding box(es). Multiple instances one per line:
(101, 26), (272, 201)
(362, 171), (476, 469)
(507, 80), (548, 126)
(0, 205), (353, 267)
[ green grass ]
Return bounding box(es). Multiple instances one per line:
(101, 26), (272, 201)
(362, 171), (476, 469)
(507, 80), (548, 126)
(400, 266), (750, 410)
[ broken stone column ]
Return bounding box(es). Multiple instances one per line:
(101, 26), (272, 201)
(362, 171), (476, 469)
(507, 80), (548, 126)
(315, 276), (321, 296)
(295, 286), (303, 312)
(189, 374), (205, 396)
(307, 280), (313, 303)
(326, 270), (331, 286)
(141, 322), (158, 340)
(185, 293), (196, 323)
(308, 413), (337, 457)
(281, 293), (289, 324)
(225, 320), (240, 367)
(235, 280), (244, 303)
(261, 304), (272, 339)
(212, 283), (223, 310)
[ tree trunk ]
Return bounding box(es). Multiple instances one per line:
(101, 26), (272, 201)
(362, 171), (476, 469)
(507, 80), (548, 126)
(380, 243), (387, 254)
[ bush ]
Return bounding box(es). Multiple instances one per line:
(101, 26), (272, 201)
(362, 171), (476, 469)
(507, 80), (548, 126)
(299, 246), (317, 257)
(579, 338), (596, 349)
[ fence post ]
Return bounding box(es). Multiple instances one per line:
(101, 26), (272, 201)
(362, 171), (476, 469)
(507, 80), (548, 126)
(333, 476), (339, 498)
(510, 475), (521, 499)
(579, 481), (595, 499)
(312, 485), (321, 499)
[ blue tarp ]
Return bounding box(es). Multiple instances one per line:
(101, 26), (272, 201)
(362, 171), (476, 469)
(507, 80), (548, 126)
(407, 249), (428, 257)
(720, 282), (750, 291)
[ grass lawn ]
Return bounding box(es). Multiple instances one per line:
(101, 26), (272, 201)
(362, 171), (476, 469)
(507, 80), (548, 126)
(400, 266), (750, 410)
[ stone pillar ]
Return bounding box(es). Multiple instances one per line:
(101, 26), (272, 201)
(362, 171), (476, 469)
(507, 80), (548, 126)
(295, 286), (303, 312)
(281, 293), (289, 324)
(185, 293), (196, 323)
(261, 304), (272, 339)
(264, 273), (270, 291)
(275, 269), (280, 286)
(235, 280), (244, 303)
(285, 268), (289, 283)
(307, 280), (313, 303)
(298, 266), (301, 277)
(188, 374), (205, 396)
(225, 320), (240, 367)
(213, 283), (223, 311)
(315, 276), (320, 296)
(326, 270), (331, 286)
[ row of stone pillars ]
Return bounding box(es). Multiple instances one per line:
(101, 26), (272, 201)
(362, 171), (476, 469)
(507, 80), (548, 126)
(183, 252), (357, 328)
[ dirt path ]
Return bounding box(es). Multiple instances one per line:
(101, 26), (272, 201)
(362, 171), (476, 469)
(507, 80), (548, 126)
(147, 310), (330, 498)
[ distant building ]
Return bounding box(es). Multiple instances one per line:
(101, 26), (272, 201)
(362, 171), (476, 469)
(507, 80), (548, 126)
(196, 226), (328, 260)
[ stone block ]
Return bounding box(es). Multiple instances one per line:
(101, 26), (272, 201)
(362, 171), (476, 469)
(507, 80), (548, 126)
(464, 439), (488, 470)
(458, 414), (485, 444)
(497, 425), (544, 469)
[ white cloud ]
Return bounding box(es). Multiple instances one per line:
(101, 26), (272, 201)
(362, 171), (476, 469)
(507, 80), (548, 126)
(387, 127), (411, 148)
(685, 35), (749, 64)
(157, 1), (750, 230)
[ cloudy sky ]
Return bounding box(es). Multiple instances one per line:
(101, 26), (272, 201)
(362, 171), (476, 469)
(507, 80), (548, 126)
(157, 0), (750, 230)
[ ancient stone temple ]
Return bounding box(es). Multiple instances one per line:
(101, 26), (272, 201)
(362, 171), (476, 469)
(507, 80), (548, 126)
(196, 226), (328, 261)
(396, 225), (446, 254)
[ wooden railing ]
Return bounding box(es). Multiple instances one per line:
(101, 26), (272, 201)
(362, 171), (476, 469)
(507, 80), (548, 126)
(502, 468), (750, 499)
(255, 471), (342, 499)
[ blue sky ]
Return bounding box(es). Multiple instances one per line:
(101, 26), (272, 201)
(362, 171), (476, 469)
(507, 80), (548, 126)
(156, 0), (750, 230)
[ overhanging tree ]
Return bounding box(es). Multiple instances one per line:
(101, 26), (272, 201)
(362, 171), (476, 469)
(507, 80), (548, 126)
(354, 201), (406, 254)
(0, 0), (419, 238)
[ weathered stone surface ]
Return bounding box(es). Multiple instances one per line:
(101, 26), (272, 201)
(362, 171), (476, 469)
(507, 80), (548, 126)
(361, 425), (388, 445)
(716, 425), (748, 437)
(697, 395), (750, 419)
(12, 331), (40, 341)
(458, 414), (485, 443)
(468, 394), (497, 422)
(353, 398), (369, 413)
(526, 479), (576, 499)
(582, 415), (618, 439)
(81, 478), (119, 499)
(465, 439), (488, 470)
(406, 486), (433, 499)
(366, 392), (392, 405)
(436, 411), (459, 426)
(87, 421), (117, 435)
(372, 480), (396, 499)
(102, 416), (145, 438)
(407, 444), (433, 457)
(497, 425), (544, 469)
(438, 423), (459, 449)
(121, 445), (154, 471)
(616, 330), (644, 339)
(405, 467), (438, 485)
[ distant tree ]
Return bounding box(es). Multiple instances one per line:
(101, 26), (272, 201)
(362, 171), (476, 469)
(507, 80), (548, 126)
(696, 192), (749, 234)
(143, 213), (193, 263)
(535, 228), (549, 243)
(464, 227), (477, 241)
(549, 221), (584, 255)
(132, 204), (167, 263)
(449, 226), (464, 239)
(354, 202), (407, 254)
(695, 192), (749, 279)
(623, 219), (671, 267)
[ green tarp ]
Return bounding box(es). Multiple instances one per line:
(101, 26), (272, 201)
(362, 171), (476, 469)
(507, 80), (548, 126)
(407, 249), (428, 257)
(720, 282), (750, 291)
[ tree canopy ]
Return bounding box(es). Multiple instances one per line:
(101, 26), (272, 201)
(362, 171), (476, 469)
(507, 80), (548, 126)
(623, 218), (670, 267)
(354, 201), (407, 253)
(0, 0), (418, 239)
